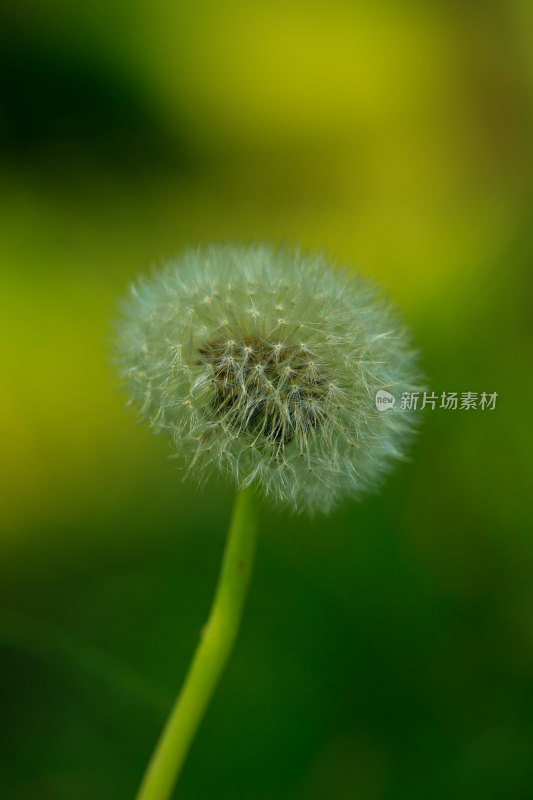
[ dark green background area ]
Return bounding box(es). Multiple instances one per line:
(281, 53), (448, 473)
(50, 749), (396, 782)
(1, 2), (532, 798)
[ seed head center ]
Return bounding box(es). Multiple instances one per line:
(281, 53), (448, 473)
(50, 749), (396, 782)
(197, 335), (329, 445)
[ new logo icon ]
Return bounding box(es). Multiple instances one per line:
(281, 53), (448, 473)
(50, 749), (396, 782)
(375, 390), (396, 411)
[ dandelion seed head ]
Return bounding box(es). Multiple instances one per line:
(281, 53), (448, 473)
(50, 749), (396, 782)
(114, 244), (421, 513)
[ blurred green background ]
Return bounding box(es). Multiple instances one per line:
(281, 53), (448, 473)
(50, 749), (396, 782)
(1, 1), (533, 798)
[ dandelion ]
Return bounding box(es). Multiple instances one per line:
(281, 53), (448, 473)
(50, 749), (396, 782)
(115, 243), (419, 514)
(114, 244), (421, 800)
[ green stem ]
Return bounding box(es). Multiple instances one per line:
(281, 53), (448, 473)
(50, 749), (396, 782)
(135, 486), (259, 800)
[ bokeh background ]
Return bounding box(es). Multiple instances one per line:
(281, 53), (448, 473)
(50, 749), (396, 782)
(1, 2), (533, 798)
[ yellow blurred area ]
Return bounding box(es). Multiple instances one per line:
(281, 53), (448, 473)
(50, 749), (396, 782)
(1, 0), (532, 541)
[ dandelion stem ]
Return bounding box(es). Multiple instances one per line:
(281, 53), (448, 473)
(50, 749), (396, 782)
(135, 486), (259, 800)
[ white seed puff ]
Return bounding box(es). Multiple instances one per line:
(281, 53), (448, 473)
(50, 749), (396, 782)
(115, 244), (420, 513)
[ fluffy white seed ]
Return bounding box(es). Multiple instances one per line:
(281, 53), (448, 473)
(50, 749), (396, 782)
(115, 244), (420, 513)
